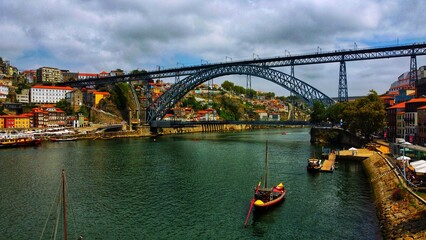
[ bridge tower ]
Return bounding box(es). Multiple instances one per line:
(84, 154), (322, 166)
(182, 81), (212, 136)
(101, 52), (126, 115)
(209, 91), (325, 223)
(410, 55), (418, 88)
(338, 60), (348, 102)
(246, 75), (252, 98)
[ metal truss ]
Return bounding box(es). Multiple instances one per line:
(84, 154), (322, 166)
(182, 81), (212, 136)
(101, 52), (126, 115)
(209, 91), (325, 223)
(146, 65), (335, 124)
(61, 42), (426, 88)
(338, 61), (348, 102)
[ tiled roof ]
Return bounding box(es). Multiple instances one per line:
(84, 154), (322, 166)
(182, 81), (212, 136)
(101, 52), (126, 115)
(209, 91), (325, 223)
(32, 85), (73, 90)
(387, 102), (406, 109)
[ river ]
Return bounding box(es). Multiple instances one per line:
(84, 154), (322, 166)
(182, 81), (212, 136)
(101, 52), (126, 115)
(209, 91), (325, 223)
(0, 128), (381, 239)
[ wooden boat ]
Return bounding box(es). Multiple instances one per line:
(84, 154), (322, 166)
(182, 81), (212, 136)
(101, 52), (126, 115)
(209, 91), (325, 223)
(51, 137), (78, 142)
(245, 141), (286, 226)
(0, 137), (41, 148)
(307, 157), (322, 173)
(254, 141), (286, 208)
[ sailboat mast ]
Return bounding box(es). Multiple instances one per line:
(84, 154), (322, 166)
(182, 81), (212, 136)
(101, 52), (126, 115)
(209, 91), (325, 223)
(264, 140), (268, 189)
(62, 170), (67, 240)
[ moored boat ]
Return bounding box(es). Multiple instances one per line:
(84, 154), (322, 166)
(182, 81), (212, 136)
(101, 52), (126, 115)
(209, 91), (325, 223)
(51, 137), (77, 142)
(0, 137), (41, 148)
(253, 182), (286, 208)
(244, 141), (286, 226)
(307, 157), (322, 173)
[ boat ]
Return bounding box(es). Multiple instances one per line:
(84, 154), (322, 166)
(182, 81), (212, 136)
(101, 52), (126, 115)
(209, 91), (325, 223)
(307, 156), (322, 173)
(51, 137), (78, 142)
(253, 141), (286, 208)
(0, 137), (42, 148)
(244, 141), (286, 226)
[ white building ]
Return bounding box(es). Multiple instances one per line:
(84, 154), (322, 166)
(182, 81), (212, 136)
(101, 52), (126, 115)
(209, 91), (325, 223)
(0, 84), (8, 100)
(30, 85), (73, 104)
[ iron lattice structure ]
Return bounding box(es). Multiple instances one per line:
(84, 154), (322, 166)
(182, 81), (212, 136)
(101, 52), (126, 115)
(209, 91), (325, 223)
(410, 55), (418, 87)
(338, 61), (348, 102)
(62, 43), (426, 88)
(146, 65), (335, 124)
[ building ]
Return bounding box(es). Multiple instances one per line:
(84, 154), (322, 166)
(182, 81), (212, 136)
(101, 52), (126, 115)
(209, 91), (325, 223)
(16, 89), (30, 103)
(21, 70), (37, 83)
(415, 66), (426, 98)
(417, 105), (426, 146)
(62, 70), (79, 82)
(0, 114), (31, 129)
(93, 91), (110, 106)
(31, 104), (66, 127)
(65, 88), (83, 112)
(0, 84), (8, 101)
(83, 89), (110, 106)
(36, 67), (63, 83)
(30, 85), (73, 104)
(78, 73), (98, 80)
(405, 98), (426, 143)
(387, 102), (406, 142)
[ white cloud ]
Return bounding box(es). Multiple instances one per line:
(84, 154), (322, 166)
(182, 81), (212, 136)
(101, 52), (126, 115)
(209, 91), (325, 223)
(0, 0), (425, 97)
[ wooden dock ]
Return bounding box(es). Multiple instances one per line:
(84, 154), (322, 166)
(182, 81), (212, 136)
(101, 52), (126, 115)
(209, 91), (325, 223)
(320, 152), (336, 172)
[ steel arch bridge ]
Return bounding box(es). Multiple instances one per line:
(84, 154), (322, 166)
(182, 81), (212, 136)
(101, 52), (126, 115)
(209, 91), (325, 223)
(146, 64), (335, 124)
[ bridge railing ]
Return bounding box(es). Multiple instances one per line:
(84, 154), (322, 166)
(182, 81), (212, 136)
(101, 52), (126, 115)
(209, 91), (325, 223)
(150, 120), (311, 128)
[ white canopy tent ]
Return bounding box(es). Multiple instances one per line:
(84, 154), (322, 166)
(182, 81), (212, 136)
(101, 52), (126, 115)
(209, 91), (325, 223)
(410, 160), (426, 174)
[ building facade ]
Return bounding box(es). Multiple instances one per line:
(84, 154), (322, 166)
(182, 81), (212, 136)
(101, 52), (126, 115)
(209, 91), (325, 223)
(16, 89), (30, 103)
(36, 67), (63, 83)
(0, 115), (31, 129)
(30, 85), (73, 104)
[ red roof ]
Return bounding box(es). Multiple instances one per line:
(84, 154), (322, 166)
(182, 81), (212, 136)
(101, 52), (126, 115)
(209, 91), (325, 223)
(406, 98), (426, 103)
(387, 102), (406, 109)
(32, 85), (73, 90)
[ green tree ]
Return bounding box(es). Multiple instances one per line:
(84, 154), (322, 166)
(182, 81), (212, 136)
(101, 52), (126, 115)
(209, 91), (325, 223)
(181, 96), (203, 111)
(221, 81), (234, 91)
(310, 101), (327, 125)
(341, 90), (386, 139)
(56, 99), (73, 115)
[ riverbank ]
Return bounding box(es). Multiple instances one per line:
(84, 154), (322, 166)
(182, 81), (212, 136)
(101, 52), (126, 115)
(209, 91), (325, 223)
(338, 149), (426, 239)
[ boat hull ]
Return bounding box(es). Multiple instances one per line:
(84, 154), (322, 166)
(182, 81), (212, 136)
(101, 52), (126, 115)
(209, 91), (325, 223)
(253, 185), (286, 208)
(0, 138), (42, 148)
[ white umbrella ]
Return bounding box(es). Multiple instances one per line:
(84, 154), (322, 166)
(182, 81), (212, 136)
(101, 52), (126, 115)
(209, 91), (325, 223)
(349, 147), (357, 151)
(397, 156), (411, 161)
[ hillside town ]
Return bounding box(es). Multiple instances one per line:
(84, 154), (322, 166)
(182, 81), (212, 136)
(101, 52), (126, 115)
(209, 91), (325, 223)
(0, 57), (309, 131)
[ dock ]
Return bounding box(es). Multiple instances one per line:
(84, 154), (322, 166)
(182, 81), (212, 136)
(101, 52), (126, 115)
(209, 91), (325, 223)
(320, 152), (336, 172)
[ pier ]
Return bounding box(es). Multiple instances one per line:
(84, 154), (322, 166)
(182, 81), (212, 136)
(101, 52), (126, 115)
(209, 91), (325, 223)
(320, 152), (336, 172)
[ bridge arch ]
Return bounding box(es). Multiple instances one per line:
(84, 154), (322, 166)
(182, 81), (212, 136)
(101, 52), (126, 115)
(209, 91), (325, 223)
(147, 64), (335, 123)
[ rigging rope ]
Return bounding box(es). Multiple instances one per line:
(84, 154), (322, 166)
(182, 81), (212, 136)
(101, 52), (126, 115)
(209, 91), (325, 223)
(39, 179), (62, 240)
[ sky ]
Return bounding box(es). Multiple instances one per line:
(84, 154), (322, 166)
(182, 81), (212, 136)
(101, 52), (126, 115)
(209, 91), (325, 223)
(1, 0), (426, 98)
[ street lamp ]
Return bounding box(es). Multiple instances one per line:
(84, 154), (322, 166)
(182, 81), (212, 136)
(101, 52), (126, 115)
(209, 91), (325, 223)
(284, 50), (291, 57)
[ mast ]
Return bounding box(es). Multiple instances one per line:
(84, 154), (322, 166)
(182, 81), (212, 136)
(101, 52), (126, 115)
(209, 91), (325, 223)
(62, 170), (67, 240)
(264, 140), (268, 189)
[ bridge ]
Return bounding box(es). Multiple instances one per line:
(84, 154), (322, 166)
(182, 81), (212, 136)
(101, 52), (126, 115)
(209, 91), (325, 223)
(59, 42), (426, 125)
(150, 120), (310, 128)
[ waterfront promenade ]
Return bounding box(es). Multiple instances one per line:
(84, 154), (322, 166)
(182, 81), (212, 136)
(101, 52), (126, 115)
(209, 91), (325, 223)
(337, 148), (426, 239)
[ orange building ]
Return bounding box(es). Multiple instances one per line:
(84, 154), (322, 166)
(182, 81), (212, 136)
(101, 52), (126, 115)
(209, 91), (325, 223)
(0, 114), (31, 129)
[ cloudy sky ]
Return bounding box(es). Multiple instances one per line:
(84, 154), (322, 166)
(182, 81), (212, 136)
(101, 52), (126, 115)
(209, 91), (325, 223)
(1, 0), (425, 97)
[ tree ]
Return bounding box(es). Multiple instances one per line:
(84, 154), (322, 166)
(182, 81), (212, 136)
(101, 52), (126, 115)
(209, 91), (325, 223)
(221, 81), (234, 91)
(310, 101), (327, 125)
(341, 90), (386, 139)
(56, 99), (73, 115)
